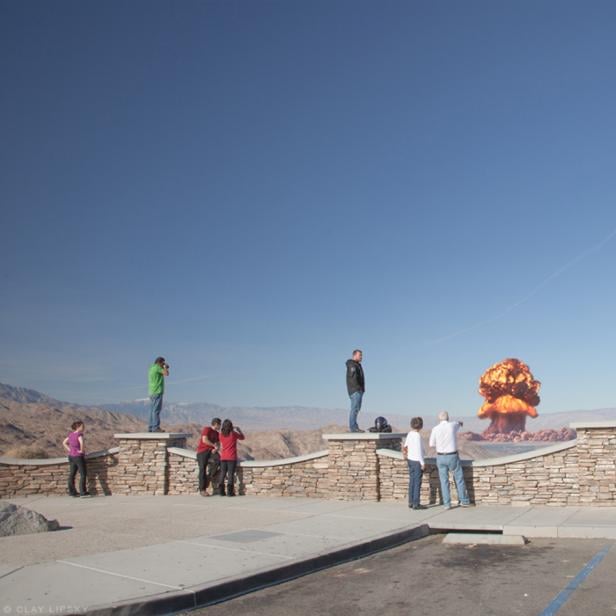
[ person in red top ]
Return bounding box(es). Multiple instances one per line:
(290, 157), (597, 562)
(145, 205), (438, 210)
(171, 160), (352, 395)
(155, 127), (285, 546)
(218, 419), (245, 496)
(196, 417), (221, 496)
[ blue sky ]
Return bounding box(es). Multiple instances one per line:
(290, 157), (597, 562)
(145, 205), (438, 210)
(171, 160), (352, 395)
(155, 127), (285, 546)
(2, 1), (616, 417)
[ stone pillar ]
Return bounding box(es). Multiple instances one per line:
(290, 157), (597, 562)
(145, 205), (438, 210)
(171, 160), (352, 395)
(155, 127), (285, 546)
(323, 433), (405, 501)
(113, 433), (190, 495)
(571, 421), (616, 505)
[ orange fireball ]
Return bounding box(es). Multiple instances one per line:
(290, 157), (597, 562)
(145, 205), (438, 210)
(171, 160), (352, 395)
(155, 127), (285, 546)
(478, 358), (541, 435)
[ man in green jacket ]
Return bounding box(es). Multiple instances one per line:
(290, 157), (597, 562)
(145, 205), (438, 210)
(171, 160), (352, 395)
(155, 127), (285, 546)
(148, 357), (169, 432)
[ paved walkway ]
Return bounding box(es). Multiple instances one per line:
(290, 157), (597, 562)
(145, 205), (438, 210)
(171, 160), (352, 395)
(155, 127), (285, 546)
(2, 495), (616, 616)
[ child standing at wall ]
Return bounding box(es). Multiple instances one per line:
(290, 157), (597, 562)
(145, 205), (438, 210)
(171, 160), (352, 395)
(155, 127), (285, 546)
(403, 417), (426, 510)
(218, 419), (245, 496)
(62, 421), (91, 498)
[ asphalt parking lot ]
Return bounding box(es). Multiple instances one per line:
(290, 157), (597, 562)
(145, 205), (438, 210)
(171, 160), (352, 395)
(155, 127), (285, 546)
(184, 535), (616, 616)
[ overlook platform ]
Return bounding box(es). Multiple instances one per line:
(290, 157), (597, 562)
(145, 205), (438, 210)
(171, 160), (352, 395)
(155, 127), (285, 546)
(2, 495), (616, 615)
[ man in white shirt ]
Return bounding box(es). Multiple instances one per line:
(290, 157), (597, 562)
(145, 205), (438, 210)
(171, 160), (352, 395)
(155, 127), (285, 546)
(429, 410), (471, 509)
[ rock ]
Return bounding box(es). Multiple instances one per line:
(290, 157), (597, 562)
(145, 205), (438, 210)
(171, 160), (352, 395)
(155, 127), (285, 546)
(0, 503), (59, 537)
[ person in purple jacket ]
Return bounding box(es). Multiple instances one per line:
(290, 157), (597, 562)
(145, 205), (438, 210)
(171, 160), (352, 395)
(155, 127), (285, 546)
(62, 421), (91, 498)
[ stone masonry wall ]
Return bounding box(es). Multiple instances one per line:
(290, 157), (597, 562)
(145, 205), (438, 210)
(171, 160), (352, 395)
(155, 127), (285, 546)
(167, 449), (330, 497)
(379, 455), (443, 505)
(1, 424), (615, 505)
(471, 447), (580, 506)
(0, 451), (119, 497)
(113, 435), (187, 495)
(167, 451), (199, 494)
(378, 443), (580, 506)
(575, 426), (616, 505)
(326, 435), (401, 501)
(240, 457), (329, 497)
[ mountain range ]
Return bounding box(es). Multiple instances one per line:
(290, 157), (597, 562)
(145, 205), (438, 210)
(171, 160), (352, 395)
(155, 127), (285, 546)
(2, 381), (616, 460)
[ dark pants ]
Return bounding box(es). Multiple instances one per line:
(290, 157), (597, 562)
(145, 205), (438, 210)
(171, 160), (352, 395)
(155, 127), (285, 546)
(197, 449), (214, 491)
(407, 459), (423, 507)
(220, 460), (237, 494)
(68, 455), (87, 495)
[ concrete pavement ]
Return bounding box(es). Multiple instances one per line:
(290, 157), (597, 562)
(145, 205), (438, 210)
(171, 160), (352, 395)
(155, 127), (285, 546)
(2, 495), (616, 616)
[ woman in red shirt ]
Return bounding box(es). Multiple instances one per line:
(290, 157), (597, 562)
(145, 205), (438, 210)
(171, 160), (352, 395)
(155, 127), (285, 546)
(218, 419), (245, 496)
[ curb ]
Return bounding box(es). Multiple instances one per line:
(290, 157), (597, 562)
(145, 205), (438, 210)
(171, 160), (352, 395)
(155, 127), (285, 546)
(83, 524), (431, 616)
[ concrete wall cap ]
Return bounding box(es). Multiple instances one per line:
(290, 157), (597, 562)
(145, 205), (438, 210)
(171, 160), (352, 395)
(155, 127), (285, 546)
(376, 449), (438, 464)
(239, 450), (329, 467)
(569, 421), (616, 429)
(167, 447), (197, 460)
(167, 447), (329, 467)
(113, 432), (191, 440)
(377, 440), (578, 467)
(469, 440), (578, 467)
(0, 447), (120, 466)
(322, 432), (406, 441)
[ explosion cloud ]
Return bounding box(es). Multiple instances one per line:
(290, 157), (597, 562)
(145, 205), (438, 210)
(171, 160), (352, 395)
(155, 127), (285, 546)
(478, 358), (541, 435)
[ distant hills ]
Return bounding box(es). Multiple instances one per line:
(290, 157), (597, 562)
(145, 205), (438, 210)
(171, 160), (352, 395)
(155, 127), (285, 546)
(100, 398), (353, 431)
(0, 382), (343, 460)
(0, 382), (145, 458)
(2, 381), (616, 460)
(99, 396), (616, 433)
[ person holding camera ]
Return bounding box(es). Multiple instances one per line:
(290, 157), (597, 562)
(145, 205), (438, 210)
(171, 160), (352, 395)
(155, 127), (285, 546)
(218, 419), (245, 496)
(148, 356), (169, 432)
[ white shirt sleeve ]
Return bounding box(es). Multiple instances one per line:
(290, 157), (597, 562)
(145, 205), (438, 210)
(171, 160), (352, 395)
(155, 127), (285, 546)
(429, 427), (436, 449)
(418, 434), (425, 466)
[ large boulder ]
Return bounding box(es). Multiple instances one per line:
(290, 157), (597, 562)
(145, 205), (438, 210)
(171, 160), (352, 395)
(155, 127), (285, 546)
(0, 503), (59, 537)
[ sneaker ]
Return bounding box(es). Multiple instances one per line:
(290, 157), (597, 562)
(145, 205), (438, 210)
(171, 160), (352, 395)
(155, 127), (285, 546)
(351, 428), (365, 433)
(443, 504), (452, 510)
(413, 505), (427, 510)
(68, 492), (78, 498)
(460, 502), (473, 508)
(80, 493), (92, 498)
(199, 490), (209, 497)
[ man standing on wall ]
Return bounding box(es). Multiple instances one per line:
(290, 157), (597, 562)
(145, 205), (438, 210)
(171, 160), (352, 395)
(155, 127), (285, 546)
(148, 356), (169, 433)
(429, 410), (471, 509)
(346, 349), (365, 433)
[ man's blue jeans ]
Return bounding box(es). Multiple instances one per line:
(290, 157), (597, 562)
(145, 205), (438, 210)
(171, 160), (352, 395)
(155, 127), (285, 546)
(149, 394), (163, 432)
(348, 391), (363, 432)
(407, 460), (423, 507)
(436, 453), (469, 507)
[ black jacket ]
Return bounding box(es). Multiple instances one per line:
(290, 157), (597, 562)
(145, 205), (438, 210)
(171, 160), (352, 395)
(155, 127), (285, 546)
(346, 359), (365, 396)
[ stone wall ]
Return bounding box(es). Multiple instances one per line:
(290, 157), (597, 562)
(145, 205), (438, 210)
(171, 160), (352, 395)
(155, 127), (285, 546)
(1, 423), (615, 505)
(113, 433), (189, 496)
(325, 433), (403, 501)
(573, 422), (616, 505)
(378, 442), (580, 506)
(167, 448), (330, 497)
(0, 449), (119, 497)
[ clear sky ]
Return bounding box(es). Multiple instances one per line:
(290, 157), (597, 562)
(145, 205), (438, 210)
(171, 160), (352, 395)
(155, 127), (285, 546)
(2, 1), (616, 416)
